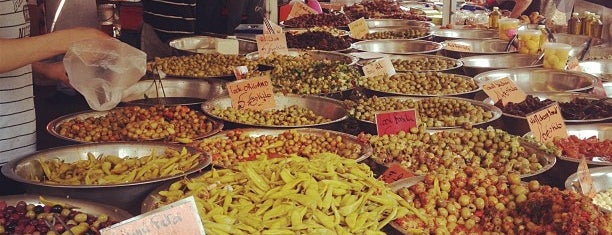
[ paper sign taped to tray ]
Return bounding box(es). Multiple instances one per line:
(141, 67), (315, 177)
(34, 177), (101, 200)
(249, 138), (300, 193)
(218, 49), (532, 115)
(256, 33), (288, 57)
(482, 77), (527, 105)
(286, 1), (318, 20)
(375, 109), (417, 136)
(379, 163), (415, 184)
(445, 42), (472, 52)
(348, 17), (369, 39)
(362, 57), (396, 77)
(526, 102), (567, 143)
(227, 75), (276, 110)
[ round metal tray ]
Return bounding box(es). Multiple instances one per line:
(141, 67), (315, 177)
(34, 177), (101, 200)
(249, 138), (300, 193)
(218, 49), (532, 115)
(201, 94), (349, 129)
(579, 59), (612, 82)
(359, 72), (482, 98)
(565, 166), (612, 213)
(442, 39), (517, 59)
(358, 54), (463, 73)
(366, 19), (435, 28)
(0, 194), (133, 221)
(1, 142), (211, 214)
(245, 48), (358, 66)
(284, 28), (350, 37)
(474, 68), (597, 93)
(46, 107), (224, 143)
(121, 78), (227, 107)
(459, 54), (542, 77)
(351, 39), (443, 55)
(353, 96), (502, 133)
(168, 35), (258, 56)
(350, 26), (432, 41)
(432, 28), (499, 41)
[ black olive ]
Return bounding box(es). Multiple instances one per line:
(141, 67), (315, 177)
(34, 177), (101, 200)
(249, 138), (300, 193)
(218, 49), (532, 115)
(33, 205), (44, 214)
(50, 205), (63, 213)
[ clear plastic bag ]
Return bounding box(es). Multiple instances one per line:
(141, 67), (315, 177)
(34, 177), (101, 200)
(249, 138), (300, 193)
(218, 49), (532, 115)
(64, 38), (146, 111)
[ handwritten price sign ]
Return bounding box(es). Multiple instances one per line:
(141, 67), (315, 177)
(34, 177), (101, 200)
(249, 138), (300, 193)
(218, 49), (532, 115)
(577, 157), (596, 198)
(375, 109), (418, 136)
(286, 1), (318, 20)
(227, 75), (276, 110)
(379, 163), (415, 184)
(100, 196), (205, 235)
(482, 77), (527, 105)
(362, 57), (396, 77)
(526, 102), (568, 143)
(445, 42), (473, 52)
(256, 33), (288, 57)
(348, 17), (369, 39)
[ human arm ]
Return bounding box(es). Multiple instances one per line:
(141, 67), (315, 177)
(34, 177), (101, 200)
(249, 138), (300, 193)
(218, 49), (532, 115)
(0, 27), (109, 73)
(509, 0), (532, 18)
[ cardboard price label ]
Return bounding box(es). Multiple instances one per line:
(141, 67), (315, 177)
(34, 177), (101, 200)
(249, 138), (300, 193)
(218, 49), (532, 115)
(362, 57), (396, 77)
(256, 33), (288, 57)
(286, 1), (318, 20)
(227, 75), (276, 110)
(445, 42), (472, 52)
(379, 163), (415, 184)
(263, 19), (283, 34)
(577, 157), (596, 198)
(100, 196), (205, 235)
(526, 102), (568, 143)
(348, 17), (369, 39)
(233, 66), (249, 80)
(375, 109), (418, 136)
(482, 77), (527, 105)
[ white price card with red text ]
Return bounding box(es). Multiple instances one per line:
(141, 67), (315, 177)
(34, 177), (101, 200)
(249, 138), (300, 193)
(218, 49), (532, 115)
(362, 57), (396, 77)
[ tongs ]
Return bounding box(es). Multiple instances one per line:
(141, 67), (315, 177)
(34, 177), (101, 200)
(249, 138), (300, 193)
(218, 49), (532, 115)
(578, 38), (593, 61)
(505, 34), (519, 52)
(152, 68), (167, 106)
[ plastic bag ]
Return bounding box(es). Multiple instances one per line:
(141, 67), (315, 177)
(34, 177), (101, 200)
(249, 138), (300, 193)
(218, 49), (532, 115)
(64, 38), (146, 111)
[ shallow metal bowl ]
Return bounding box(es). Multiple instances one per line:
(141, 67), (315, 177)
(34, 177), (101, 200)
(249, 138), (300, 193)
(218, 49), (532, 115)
(565, 166), (612, 213)
(358, 54), (463, 73)
(459, 54), (543, 77)
(442, 39), (517, 59)
(168, 36), (257, 55)
(351, 39), (443, 55)
(360, 72), (481, 98)
(201, 94), (348, 129)
(366, 19), (434, 28)
(432, 28), (498, 42)
(1, 142), (211, 214)
(245, 49), (358, 66)
(284, 28), (350, 37)
(579, 59), (612, 82)
(554, 33), (603, 57)
(485, 92), (611, 136)
(0, 194), (133, 220)
(586, 44), (612, 60)
(47, 108), (224, 143)
(474, 68), (597, 93)
(351, 26), (432, 41)
(354, 96), (502, 134)
(121, 78), (227, 107)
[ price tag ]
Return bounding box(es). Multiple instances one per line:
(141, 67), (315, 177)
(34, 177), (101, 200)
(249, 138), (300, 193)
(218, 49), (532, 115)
(263, 19), (283, 34)
(362, 57), (396, 77)
(233, 66), (249, 80)
(100, 196), (205, 235)
(379, 163), (415, 184)
(590, 79), (607, 98)
(286, 1), (318, 20)
(227, 75), (276, 110)
(482, 77), (528, 105)
(445, 41), (472, 52)
(348, 17), (369, 39)
(350, 52), (387, 60)
(375, 109), (418, 136)
(577, 157), (596, 198)
(526, 102), (568, 143)
(256, 33), (289, 58)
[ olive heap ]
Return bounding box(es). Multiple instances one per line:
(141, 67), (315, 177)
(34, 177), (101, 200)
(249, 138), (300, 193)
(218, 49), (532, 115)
(358, 126), (547, 176)
(391, 57), (458, 72)
(363, 30), (428, 40)
(283, 13), (351, 28)
(248, 54), (361, 95)
(147, 54), (258, 78)
(195, 129), (363, 167)
(358, 72), (479, 96)
(57, 105), (216, 142)
(209, 105), (331, 126)
(496, 95), (612, 120)
(286, 31), (352, 51)
(395, 167), (611, 234)
(343, 0), (428, 20)
(0, 201), (115, 235)
(349, 96), (495, 129)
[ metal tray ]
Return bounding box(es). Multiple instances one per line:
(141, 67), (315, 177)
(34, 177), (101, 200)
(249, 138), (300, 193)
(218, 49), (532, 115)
(442, 39), (517, 59)
(201, 94), (349, 128)
(46, 107), (224, 143)
(358, 54), (463, 73)
(579, 59), (612, 82)
(1, 142), (211, 214)
(359, 72), (482, 98)
(353, 96), (502, 133)
(565, 166), (612, 213)
(245, 49), (358, 66)
(0, 195), (133, 221)
(168, 35), (258, 55)
(121, 78), (227, 107)
(351, 39), (443, 55)
(459, 54), (543, 77)
(432, 28), (499, 41)
(350, 26), (432, 41)
(366, 19), (434, 28)
(284, 28), (350, 37)
(474, 68), (597, 93)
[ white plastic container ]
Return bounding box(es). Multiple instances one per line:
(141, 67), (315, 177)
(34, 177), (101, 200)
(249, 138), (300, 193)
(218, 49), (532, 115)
(517, 29), (542, 55)
(543, 42), (572, 70)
